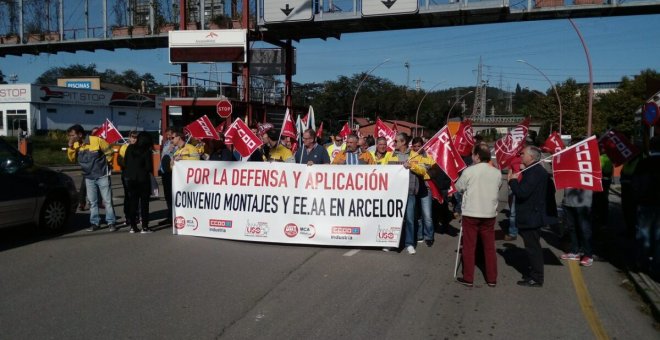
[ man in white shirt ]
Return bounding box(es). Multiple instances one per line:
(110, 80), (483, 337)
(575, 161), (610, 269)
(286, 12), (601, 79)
(454, 144), (502, 287)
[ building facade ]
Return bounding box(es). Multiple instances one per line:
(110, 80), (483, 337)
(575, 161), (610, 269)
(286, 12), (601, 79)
(0, 84), (161, 136)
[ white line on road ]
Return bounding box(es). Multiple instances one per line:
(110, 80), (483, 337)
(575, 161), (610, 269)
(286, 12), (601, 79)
(343, 249), (360, 257)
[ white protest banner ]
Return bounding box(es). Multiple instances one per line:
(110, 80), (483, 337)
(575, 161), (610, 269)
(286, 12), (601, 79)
(172, 161), (410, 247)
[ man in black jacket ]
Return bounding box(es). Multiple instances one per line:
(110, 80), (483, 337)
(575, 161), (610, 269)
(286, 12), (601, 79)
(508, 146), (550, 287)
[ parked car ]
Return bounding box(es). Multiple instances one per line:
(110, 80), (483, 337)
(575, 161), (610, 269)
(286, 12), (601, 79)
(0, 138), (78, 231)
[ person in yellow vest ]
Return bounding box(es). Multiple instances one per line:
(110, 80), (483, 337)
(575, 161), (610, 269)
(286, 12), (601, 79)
(66, 124), (117, 232)
(171, 128), (201, 166)
(327, 132), (346, 163)
(411, 136), (439, 246)
(261, 128), (294, 162)
(331, 134), (375, 165)
(371, 136), (392, 165)
(387, 132), (427, 254)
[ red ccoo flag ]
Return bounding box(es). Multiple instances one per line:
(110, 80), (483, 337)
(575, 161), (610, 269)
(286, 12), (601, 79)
(598, 130), (640, 166)
(338, 122), (352, 141)
(453, 119), (475, 157)
(494, 117), (529, 169)
(541, 131), (565, 154)
(185, 115), (220, 140)
(224, 118), (263, 157)
(552, 136), (603, 192)
(214, 121), (226, 135)
(374, 118), (396, 151)
(280, 109), (297, 139)
(316, 122), (324, 138)
(423, 126), (466, 182)
(92, 118), (124, 144)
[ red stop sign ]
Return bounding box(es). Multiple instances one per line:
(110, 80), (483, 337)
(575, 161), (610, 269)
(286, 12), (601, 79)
(216, 100), (233, 118)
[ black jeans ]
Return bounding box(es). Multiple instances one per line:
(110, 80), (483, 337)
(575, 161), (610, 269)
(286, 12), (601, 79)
(519, 228), (544, 284)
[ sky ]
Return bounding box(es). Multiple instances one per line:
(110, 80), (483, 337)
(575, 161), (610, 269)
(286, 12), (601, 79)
(1, 8), (659, 94)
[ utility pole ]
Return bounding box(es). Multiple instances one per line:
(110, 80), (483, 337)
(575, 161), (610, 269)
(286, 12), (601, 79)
(472, 57), (487, 118)
(404, 61), (410, 89)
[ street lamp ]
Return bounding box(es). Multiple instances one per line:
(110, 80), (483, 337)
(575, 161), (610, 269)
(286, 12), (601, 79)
(446, 91), (473, 124)
(415, 81), (445, 136)
(351, 58), (390, 129)
(517, 59), (564, 135)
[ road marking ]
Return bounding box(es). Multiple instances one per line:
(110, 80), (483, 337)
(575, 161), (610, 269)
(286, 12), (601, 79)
(343, 249), (360, 257)
(568, 261), (610, 340)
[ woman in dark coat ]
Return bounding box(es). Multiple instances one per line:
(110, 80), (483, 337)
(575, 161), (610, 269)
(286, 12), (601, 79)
(124, 132), (154, 233)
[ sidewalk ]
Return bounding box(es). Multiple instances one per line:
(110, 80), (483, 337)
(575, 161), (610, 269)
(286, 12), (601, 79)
(609, 185), (660, 321)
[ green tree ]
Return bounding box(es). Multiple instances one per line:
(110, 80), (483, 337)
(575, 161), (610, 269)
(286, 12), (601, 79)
(596, 69), (660, 137)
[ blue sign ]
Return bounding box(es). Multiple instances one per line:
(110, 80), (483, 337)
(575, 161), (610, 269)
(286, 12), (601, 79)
(65, 81), (92, 89)
(642, 102), (659, 126)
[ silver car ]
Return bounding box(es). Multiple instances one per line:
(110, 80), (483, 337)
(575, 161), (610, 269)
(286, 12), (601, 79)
(0, 138), (78, 231)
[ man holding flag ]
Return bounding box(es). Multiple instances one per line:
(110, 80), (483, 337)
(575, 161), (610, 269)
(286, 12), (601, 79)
(508, 146), (551, 287)
(66, 124), (117, 232)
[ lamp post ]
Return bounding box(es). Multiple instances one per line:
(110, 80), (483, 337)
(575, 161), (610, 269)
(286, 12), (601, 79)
(351, 58), (390, 129)
(568, 18), (594, 136)
(415, 81), (445, 136)
(446, 91), (473, 124)
(517, 59), (564, 135)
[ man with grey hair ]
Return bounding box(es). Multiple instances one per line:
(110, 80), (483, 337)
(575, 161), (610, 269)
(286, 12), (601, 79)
(508, 145), (551, 287)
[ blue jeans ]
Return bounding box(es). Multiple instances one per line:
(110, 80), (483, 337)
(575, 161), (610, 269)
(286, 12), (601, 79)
(86, 176), (116, 226)
(509, 194), (518, 237)
(636, 205), (660, 276)
(416, 190), (434, 241)
(564, 205), (592, 257)
(403, 194), (416, 247)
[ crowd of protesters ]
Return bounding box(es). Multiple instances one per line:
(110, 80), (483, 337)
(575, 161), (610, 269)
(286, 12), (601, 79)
(65, 122), (660, 283)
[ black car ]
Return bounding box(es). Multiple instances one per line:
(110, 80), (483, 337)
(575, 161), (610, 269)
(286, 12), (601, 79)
(0, 138), (78, 231)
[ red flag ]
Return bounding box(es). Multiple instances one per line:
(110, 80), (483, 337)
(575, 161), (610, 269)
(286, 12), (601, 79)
(423, 126), (467, 182)
(215, 121), (226, 135)
(280, 109), (297, 139)
(598, 130), (640, 166)
(316, 122), (324, 138)
(494, 118), (530, 169)
(224, 118), (263, 157)
(374, 118), (396, 151)
(339, 122), (352, 140)
(426, 179), (444, 204)
(541, 131), (565, 154)
(448, 182), (457, 196)
(454, 119), (475, 157)
(552, 136), (603, 192)
(185, 115), (220, 140)
(92, 118), (123, 144)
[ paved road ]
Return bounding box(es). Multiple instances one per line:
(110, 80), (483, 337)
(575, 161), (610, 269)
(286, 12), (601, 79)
(0, 172), (657, 339)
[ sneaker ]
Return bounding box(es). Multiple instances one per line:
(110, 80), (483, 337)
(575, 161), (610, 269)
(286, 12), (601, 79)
(108, 224), (118, 232)
(141, 228), (154, 234)
(129, 228), (138, 234)
(580, 256), (593, 267)
(417, 239), (424, 243)
(487, 282), (497, 288)
(425, 240), (434, 247)
(86, 224), (99, 232)
(382, 248), (391, 252)
(405, 245), (416, 255)
(561, 253), (581, 261)
(456, 277), (474, 287)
